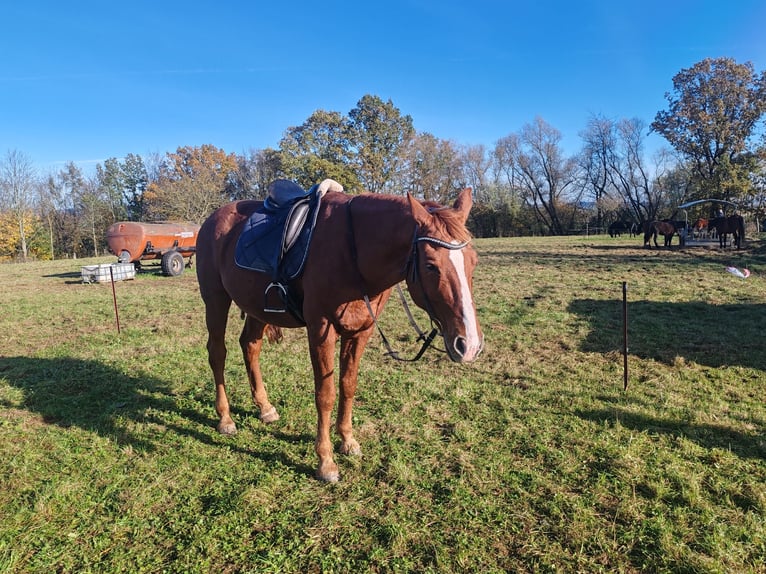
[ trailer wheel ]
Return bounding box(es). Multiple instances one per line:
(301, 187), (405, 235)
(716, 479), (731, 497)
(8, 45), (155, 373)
(161, 250), (185, 276)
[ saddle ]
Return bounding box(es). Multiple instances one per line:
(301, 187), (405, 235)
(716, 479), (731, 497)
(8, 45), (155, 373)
(234, 180), (323, 320)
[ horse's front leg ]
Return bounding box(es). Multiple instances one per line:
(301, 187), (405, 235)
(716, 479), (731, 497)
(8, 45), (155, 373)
(307, 320), (340, 482)
(336, 329), (374, 457)
(240, 316), (279, 424)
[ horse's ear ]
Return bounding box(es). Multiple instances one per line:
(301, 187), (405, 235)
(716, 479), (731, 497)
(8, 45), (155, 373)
(453, 188), (473, 223)
(407, 192), (431, 224)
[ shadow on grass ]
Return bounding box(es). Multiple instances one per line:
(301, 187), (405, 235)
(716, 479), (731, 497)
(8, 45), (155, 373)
(0, 355), (314, 477)
(567, 299), (766, 372)
(42, 270), (82, 279)
(577, 407), (766, 461)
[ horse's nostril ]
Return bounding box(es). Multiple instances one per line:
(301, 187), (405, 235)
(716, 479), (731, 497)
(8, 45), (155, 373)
(453, 336), (467, 358)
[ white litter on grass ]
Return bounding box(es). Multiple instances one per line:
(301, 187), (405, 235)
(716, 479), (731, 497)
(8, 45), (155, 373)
(725, 266), (750, 279)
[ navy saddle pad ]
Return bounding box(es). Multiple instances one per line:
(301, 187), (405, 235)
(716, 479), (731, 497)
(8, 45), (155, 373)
(234, 182), (321, 280)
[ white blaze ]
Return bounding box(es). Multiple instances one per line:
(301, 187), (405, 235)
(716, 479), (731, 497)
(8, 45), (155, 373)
(448, 245), (482, 360)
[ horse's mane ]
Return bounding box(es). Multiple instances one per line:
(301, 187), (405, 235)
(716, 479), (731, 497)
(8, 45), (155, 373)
(422, 201), (473, 244)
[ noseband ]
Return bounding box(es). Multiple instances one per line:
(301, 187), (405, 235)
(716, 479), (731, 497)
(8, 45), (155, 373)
(346, 197), (469, 362)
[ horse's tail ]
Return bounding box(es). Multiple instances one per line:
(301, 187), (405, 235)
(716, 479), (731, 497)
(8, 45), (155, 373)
(642, 221), (655, 246)
(239, 309), (284, 343)
(265, 324), (284, 344)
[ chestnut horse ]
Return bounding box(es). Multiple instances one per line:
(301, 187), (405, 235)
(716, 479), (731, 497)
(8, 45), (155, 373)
(642, 220), (678, 248)
(196, 184), (483, 481)
(691, 218), (708, 239)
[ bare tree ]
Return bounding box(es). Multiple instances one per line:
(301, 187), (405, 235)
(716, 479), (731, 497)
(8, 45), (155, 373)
(491, 134), (524, 209)
(512, 117), (579, 235)
(35, 174), (59, 259)
(601, 118), (664, 222)
(460, 144), (490, 199)
(0, 149), (36, 261)
(580, 115), (616, 230)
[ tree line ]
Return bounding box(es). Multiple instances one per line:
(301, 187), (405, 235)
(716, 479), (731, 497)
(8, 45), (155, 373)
(1, 58), (765, 261)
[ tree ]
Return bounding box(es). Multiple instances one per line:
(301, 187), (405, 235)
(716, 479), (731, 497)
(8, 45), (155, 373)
(96, 158), (128, 222)
(579, 115), (616, 231)
(122, 153), (149, 220)
(76, 174), (110, 257)
(144, 145), (239, 223)
(460, 144), (490, 198)
(596, 118), (670, 223)
(278, 110), (360, 190)
(35, 175), (59, 259)
(95, 154), (149, 221)
(507, 117), (579, 235)
(56, 162), (87, 257)
(651, 57), (766, 202)
(347, 94), (414, 193)
(0, 149), (36, 261)
(399, 133), (464, 203)
(231, 148), (282, 200)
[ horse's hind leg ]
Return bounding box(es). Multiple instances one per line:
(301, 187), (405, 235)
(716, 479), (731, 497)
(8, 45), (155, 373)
(203, 293), (238, 435)
(240, 315), (280, 424)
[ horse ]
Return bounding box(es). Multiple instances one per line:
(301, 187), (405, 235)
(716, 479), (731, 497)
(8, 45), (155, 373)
(608, 220), (636, 238)
(691, 218), (708, 239)
(708, 215), (745, 249)
(642, 220), (678, 248)
(196, 181), (484, 482)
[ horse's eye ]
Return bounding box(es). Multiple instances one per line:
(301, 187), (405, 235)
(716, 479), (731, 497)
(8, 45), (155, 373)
(425, 263), (439, 273)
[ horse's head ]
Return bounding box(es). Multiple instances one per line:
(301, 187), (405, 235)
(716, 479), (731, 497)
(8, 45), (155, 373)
(404, 188), (483, 363)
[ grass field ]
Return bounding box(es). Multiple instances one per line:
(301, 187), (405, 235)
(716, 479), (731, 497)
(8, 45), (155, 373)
(1, 234), (765, 573)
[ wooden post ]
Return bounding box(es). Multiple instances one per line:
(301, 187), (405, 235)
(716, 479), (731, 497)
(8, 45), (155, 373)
(622, 281), (628, 391)
(109, 266), (122, 334)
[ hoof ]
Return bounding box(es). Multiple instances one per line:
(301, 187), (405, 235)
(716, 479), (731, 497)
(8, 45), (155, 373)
(316, 462), (340, 483)
(340, 439), (361, 456)
(217, 420), (237, 436)
(316, 469), (340, 483)
(259, 406), (280, 424)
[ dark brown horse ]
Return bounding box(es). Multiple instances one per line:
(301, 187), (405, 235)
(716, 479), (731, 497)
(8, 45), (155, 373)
(708, 215), (745, 249)
(642, 220), (677, 248)
(196, 182), (483, 481)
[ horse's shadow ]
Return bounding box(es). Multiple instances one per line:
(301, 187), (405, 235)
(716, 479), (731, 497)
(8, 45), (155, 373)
(567, 299), (766, 372)
(0, 356), (314, 477)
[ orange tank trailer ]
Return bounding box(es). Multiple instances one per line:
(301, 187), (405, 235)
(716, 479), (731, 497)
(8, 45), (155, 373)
(106, 222), (200, 276)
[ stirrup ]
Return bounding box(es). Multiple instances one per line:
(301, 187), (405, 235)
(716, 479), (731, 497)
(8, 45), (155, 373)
(264, 282), (287, 313)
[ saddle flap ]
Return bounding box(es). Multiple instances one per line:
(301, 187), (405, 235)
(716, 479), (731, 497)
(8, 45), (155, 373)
(282, 200), (310, 257)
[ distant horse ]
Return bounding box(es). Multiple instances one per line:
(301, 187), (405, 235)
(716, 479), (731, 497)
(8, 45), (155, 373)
(708, 215), (745, 249)
(643, 220), (678, 248)
(196, 181), (483, 482)
(608, 220), (636, 238)
(691, 218), (708, 239)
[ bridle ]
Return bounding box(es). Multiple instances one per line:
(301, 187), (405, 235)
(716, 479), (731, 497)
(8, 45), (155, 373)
(346, 197), (469, 362)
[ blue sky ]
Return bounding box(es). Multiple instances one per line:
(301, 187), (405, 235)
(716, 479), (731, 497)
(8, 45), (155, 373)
(2, 1), (765, 175)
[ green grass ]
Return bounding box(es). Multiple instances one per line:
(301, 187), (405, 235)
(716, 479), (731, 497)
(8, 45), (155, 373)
(1, 236), (765, 573)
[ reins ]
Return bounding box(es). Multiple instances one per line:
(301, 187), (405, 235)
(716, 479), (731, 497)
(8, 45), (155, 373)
(345, 197), (468, 362)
